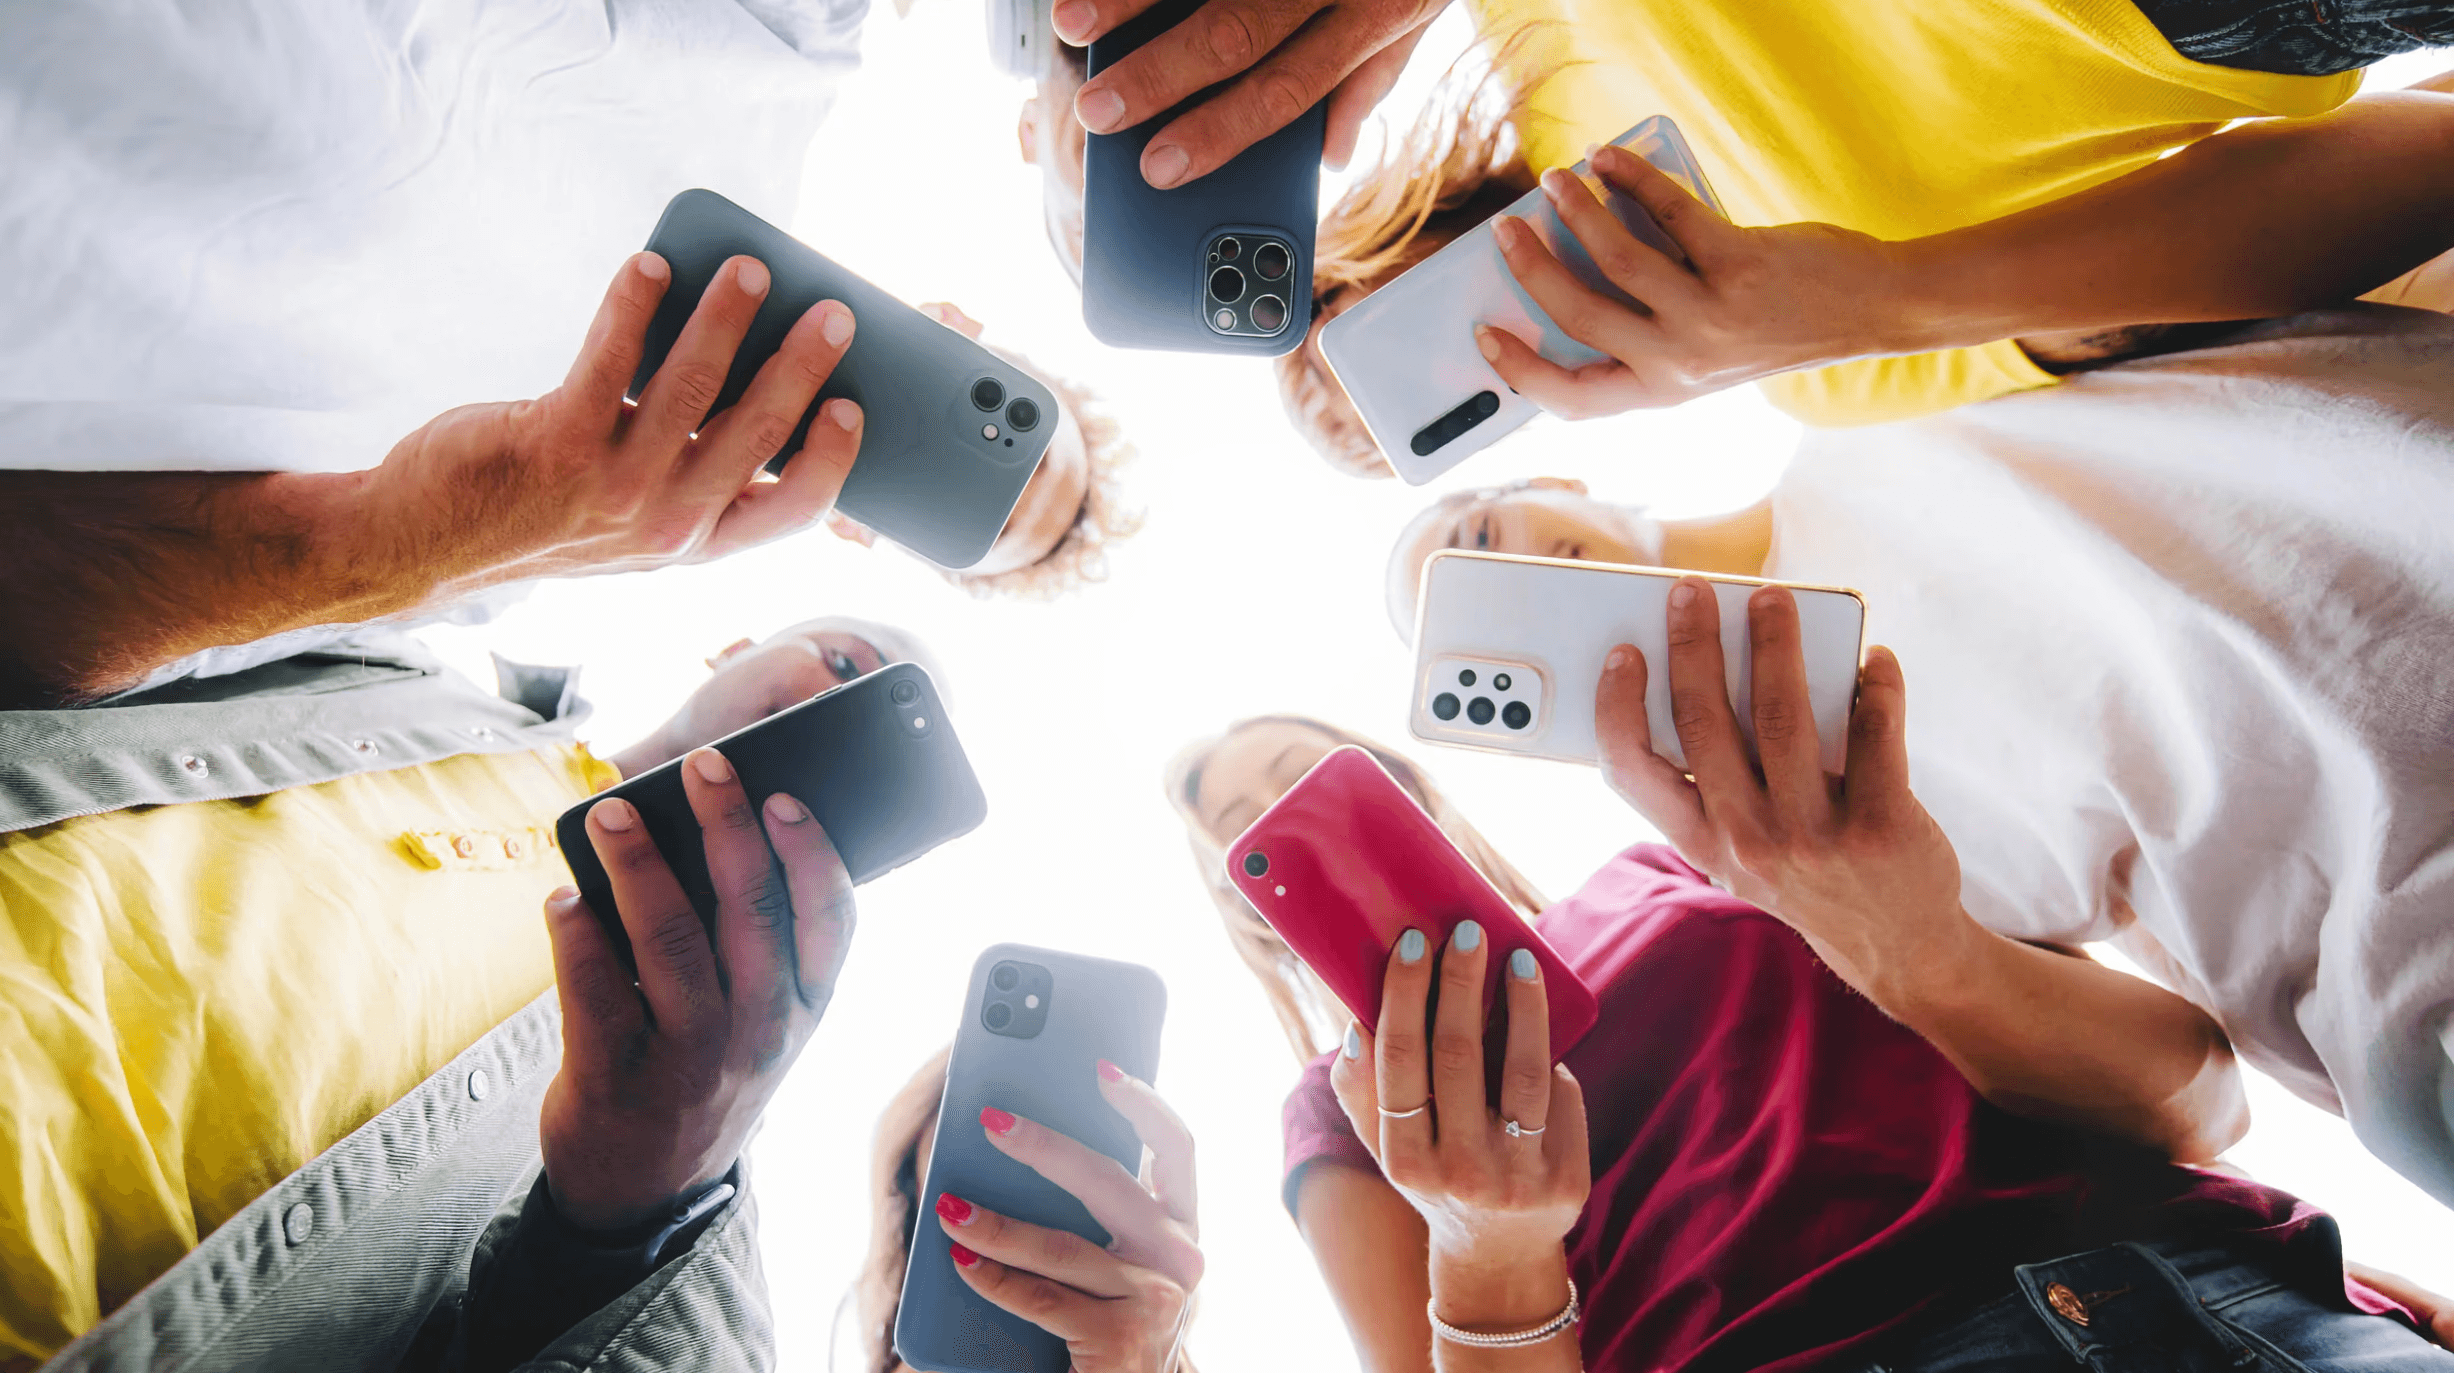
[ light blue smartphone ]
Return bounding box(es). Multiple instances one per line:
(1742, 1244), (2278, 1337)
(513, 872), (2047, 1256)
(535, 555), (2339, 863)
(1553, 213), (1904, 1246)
(1316, 117), (1725, 483)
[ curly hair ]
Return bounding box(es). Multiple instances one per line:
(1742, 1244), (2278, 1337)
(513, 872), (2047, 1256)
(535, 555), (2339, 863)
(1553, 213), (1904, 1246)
(939, 364), (1144, 599)
(1275, 35), (1548, 479)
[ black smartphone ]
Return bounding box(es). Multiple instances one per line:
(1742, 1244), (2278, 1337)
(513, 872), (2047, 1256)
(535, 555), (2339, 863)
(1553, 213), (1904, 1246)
(556, 662), (986, 968)
(634, 189), (1058, 569)
(894, 944), (1167, 1373)
(1080, 0), (1325, 355)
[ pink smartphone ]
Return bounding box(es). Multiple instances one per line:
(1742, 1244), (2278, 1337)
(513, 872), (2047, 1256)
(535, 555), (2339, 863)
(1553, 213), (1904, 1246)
(1224, 746), (1598, 1059)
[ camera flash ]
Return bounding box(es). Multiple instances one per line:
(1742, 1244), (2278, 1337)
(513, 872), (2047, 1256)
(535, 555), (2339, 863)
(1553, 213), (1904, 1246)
(981, 423), (999, 440)
(1025, 994), (1040, 1009)
(1274, 885), (1285, 896)
(1213, 308), (1235, 330)
(912, 716), (928, 730)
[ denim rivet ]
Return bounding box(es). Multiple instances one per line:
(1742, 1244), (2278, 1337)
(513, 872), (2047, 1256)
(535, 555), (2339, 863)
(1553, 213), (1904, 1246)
(282, 1203), (313, 1246)
(178, 754), (209, 777)
(466, 1068), (490, 1102)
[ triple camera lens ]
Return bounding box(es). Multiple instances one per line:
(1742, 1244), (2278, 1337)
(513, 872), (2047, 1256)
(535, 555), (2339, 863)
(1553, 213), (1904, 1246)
(1209, 266), (1245, 304)
(1252, 242), (1290, 281)
(1249, 295), (1287, 332)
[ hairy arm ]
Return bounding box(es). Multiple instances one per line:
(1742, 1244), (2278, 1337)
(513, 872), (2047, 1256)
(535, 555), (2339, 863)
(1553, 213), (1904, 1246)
(1294, 1164), (1435, 1373)
(0, 469), (427, 704)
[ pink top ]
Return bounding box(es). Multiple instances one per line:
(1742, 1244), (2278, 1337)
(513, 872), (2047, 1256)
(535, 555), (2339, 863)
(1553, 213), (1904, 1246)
(1283, 846), (2366, 1373)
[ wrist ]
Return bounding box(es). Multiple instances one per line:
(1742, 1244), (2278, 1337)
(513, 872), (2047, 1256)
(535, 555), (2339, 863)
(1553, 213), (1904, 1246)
(1846, 907), (2009, 1025)
(1428, 1238), (1573, 1331)
(1875, 232), (2026, 357)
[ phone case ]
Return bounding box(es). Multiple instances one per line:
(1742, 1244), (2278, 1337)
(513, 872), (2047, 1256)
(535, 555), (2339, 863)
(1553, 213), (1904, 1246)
(896, 944), (1168, 1373)
(635, 189), (1058, 568)
(1410, 552), (1866, 773)
(1223, 747), (1598, 1058)
(556, 662), (986, 969)
(1080, 0), (1324, 355)
(1318, 117), (1724, 483)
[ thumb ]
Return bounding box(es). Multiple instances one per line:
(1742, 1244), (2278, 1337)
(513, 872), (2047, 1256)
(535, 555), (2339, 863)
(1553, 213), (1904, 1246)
(1591, 143), (1738, 273)
(1327, 1024), (1389, 1168)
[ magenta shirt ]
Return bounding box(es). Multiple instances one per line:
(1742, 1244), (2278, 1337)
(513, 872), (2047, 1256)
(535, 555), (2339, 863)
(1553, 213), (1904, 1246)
(1282, 846), (2356, 1373)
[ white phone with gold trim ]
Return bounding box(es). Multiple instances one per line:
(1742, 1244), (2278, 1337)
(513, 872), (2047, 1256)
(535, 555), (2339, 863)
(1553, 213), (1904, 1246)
(1409, 551), (1866, 771)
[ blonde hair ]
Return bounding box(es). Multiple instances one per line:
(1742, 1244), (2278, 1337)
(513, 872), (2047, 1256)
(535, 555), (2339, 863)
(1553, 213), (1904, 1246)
(1162, 717), (1549, 1061)
(849, 1047), (1200, 1373)
(940, 366), (1144, 599)
(1276, 37), (1545, 478)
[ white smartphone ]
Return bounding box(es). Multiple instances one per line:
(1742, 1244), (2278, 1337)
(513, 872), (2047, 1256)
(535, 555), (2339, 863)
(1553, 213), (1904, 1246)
(1319, 116), (1724, 485)
(1409, 551), (1867, 772)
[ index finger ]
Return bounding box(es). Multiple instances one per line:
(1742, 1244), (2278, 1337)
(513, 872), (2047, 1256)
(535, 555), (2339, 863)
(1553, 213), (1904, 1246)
(758, 794), (857, 1018)
(562, 253), (674, 422)
(1072, 0), (1319, 157)
(1097, 1061), (1198, 1231)
(679, 750), (793, 1030)
(1124, 8), (1367, 189)
(1372, 928), (1437, 1174)
(1664, 578), (1765, 823)
(982, 1108), (1201, 1288)
(587, 797), (722, 1036)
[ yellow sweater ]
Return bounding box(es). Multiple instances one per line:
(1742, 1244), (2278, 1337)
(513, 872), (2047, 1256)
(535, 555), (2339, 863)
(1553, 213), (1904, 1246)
(1481, 0), (2361, 425)
(0, 744), (614, 1366)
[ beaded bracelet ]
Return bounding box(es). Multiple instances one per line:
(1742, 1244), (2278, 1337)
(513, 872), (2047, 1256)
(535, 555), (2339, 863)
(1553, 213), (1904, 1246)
(1427, 1278), (1580, 1349)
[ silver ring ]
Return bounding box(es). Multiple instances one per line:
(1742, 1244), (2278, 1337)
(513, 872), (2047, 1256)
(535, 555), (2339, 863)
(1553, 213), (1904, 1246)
(1503, 1118), (1545, 1138)
(1378, 1101), (1430, 1120)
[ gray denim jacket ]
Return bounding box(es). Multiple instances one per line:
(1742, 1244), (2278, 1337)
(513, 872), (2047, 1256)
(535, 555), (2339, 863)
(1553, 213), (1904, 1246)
(6, 636), (774, 1373)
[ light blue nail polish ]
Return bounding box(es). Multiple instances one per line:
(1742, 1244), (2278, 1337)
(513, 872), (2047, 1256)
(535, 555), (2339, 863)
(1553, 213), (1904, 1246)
(1342, 1025), (1363, 1059)
(1396, 929), (1427, 964)
(1511, 948), (1538, 981)
(1453, 920), (1483, 954)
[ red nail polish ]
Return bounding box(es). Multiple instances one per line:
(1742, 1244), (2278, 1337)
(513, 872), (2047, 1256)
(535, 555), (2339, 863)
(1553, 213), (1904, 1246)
(950, 1242), (980, 1269)
(935, 1193), (974, 1225)
(1096, 1059), (1125, 1084)
(980, 1106), (1017, 1135)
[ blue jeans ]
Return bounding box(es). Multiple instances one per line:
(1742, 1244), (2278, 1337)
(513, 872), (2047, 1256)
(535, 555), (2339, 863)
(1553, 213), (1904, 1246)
(2133, 0), (2454, 76)
(1872, 1240), (2454, 1373)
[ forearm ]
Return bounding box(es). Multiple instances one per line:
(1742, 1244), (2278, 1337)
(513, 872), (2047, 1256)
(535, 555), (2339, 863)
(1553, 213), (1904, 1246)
(0, 469), (453, 704)
(1892, 91), (2454, 350)
(1425, 1244), (1583, 1373)
(1296, 1164), (1436, 1373)
(1852, 918), (2246, 1162)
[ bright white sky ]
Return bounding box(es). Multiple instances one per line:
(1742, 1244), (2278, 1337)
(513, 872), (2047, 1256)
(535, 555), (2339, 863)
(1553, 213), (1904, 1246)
(425, 11), (2453, 1367)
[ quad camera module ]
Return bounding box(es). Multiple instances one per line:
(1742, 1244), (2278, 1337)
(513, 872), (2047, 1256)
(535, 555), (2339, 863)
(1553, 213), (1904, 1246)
(1426, 659), (1538, 736)
(1204, 233), (1293, 338)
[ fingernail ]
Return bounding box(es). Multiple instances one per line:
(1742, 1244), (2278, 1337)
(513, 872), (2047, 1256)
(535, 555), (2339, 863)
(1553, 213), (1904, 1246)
(765, 793), (810, 824)
(1052, 0), (1096, 39)
(1511, 948), (1539, 981)
(1078, 88), (1126, 134)
(1670, 582), (1698, 610)
(1607, 645), (1635, 671)
(935, 1193), (976, 1226)
(1342, 1024), (1362, 1059)
(1143, 143), (1189, 189)
(950, 1242), (980, 1269)
(980, 1106), (1017, 1136)
(635, 251), (670, 283)
(1453, 920), (1483, 954)
(826, 398), (861, 431)
(1397, 929), (1427, 964)
(1475, 326), (1500, 363)
(818, 301), (854, 348)
(592, 797), (638, 832)
(545, 884), (580, 912)
(1494, 216), (1525, 251)
(735, 258), (770, 296)
(1540, 167), (1572, 200)
(689, 748), (732, 784)
(1096, 1058), (1125, 1083)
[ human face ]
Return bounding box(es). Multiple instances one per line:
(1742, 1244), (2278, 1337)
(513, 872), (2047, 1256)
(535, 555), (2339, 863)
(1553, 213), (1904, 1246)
(965, 403), (1089, 577)
(1188, 719), (1344, 847)
(1017, 45), (1088, 284)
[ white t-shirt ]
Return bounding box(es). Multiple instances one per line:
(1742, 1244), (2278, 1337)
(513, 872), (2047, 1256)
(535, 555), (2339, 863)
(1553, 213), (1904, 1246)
(0, 0), (866, 475)
(1765, 307), (2454, 1205)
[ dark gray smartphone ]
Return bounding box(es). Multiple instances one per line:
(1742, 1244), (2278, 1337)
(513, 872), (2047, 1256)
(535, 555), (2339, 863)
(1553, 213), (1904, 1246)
(555, 663), (985, 970)
(1080, 0), (1325, 355)
(894, 945), (1167, 1373)
(635, 189), (1056, 569)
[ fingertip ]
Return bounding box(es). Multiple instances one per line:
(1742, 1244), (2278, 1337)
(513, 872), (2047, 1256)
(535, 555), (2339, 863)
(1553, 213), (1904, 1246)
(950, 1242), (981, 1270)
(1669, 577), (1703, 612)
(824, 398), (861, 432)
(1096, 1057), (1126, 1084)
(1475, 325), (1501, 363)
(734, 256), (770, 297)
(590, 796), (639, 833)
(816, 300), (854, 349)
(1341, 1023), (1363, 1060)
(544, 885), (582, 917)
(764, 792), (811, 826)
(1605, 643), (1638, 674)
(634, 251), (670, 284)
(687, 747), (734, 786)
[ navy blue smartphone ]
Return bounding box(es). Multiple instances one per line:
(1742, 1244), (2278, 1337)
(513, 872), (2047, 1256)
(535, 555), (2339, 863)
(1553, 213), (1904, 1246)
(1080, 0), (1324, 355)
(635, 189), (1057, 569)
(894, 945), (1168, 1373)
(555, 663), (986, 970)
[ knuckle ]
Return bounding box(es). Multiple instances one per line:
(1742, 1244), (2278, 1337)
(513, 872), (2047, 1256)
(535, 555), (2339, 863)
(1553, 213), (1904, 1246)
(1251, 67), (1311, 132)
(1431, 1028), (1480, 1077)
(1200, 4), (1262, 65)
(742, 870), (794, 936)
(715, 795), (761, 833)
(1852, 697), (1898, 745)
(737, 410), (798, 462)
(1752, 694), (1804, 744)
(1504, 1062), (1550, 1102)
(646, 909), (707, 968)
(1670, 689), (1721, 747)
(664, 361), (729, 418)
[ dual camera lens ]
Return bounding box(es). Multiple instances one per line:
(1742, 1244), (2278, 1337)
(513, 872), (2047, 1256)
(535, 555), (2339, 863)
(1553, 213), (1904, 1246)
(970, 377), (1040, 436)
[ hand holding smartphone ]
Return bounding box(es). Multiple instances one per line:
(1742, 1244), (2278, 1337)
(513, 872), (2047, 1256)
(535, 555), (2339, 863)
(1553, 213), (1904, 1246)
(556, 663), (985, 970)
(1410, 551), (1865, 773)
(1319, 117), (1723, 481)
(1223, 747), (1598, 1059)
(896, 945), (1173, 1373)
(635, 190), (1058, 568)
